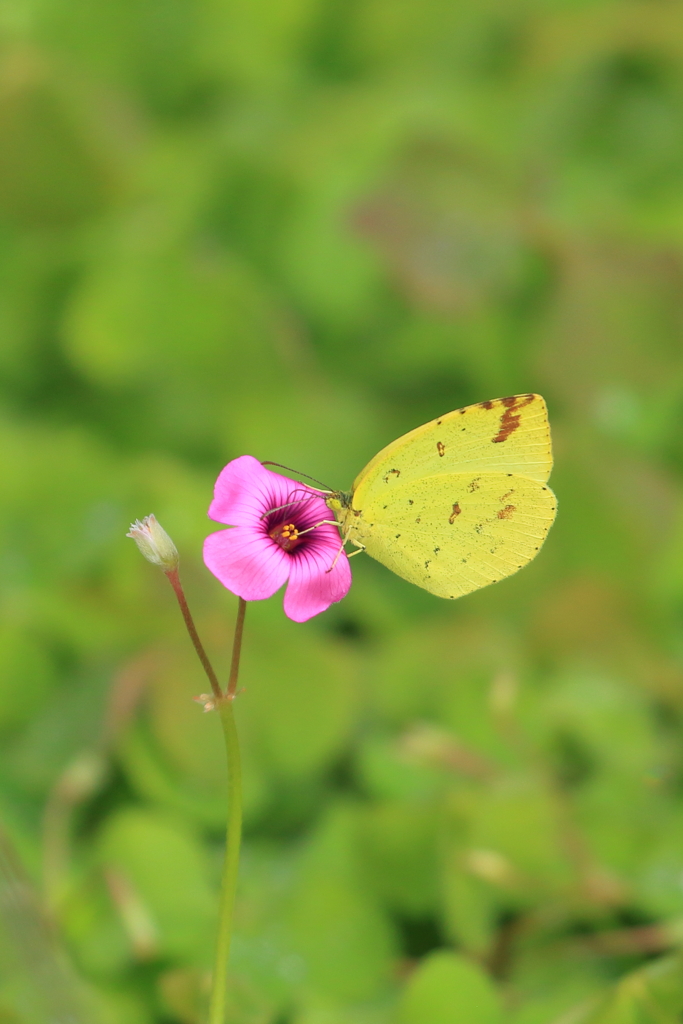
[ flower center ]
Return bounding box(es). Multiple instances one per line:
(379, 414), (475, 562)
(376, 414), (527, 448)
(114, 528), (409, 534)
(269, 521), (302, 552)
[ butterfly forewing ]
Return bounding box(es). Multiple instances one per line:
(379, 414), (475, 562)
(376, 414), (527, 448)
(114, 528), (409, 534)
(349, 472), (556, 598)
(352, 395), (552, 509)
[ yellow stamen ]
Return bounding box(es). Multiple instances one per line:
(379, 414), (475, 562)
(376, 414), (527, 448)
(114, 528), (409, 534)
(269, 522), (301, 551)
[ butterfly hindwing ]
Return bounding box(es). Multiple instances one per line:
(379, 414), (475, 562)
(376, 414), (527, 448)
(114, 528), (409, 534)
(349, 472), (557, 598)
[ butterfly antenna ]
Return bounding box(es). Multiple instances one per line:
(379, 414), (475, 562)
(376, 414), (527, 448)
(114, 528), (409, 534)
(260, 489), (319, 520)
(261, 461), (333, 492)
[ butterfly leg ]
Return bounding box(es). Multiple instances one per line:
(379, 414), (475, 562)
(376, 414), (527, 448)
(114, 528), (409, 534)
(326, 539), (348, 573)
(325, 531), (365, 572)
(347, 543), (366, 559)
(296, 519), (343, 536)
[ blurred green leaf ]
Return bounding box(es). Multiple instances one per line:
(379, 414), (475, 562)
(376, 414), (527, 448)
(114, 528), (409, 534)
(396, 950), (502, 1024)
(239, 620), (358, 783)
(572, 953), (683, 1024)
(0, 55), (112, 227)
(0, 628), (57, 731)
(96, 808), (216, 964)
(360, 798), (440, 917)
(285, 806), (397, 1004)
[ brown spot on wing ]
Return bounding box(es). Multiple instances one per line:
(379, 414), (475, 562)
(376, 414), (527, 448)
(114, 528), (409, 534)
(480, 400), (494, 410)
(499, 489), (515, 502)
(496, 504), (516, 520)
(449, 503), (461, 523)
(468, 477), (481, 492)
(383, 468), (401, 482)
(491, 394), (535, 444)
(436, 441), (445, 457)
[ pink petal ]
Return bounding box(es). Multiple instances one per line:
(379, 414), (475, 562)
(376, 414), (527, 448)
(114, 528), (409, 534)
(283, 540), (352, 623)
(208, 455), (317, 528)
(203, 527), (290, 600)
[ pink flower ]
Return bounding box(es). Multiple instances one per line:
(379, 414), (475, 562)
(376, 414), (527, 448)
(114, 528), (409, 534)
(203, 456), (351, 622)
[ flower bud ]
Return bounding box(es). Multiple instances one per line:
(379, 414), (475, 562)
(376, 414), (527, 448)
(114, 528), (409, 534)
(126, 514), (179, 571)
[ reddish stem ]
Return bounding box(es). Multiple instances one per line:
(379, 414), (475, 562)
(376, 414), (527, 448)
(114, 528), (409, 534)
(227, 598), (247, 699)
(165, 568), (223, 702)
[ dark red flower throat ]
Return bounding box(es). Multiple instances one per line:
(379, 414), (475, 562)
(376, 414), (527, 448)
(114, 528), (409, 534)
(269, 521), (303, 552)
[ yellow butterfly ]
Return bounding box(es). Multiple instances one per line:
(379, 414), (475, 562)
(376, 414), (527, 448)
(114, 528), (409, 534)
(326, 394), (556, 599)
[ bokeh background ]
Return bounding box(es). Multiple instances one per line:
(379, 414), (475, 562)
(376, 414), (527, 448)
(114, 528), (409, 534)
(3, 0), (683, 1021)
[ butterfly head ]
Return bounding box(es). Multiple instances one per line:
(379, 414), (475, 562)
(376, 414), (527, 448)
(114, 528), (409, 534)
(326, 491), (352, 515)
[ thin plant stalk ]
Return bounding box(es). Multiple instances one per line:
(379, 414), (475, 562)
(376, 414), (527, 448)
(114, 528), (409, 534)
(209, 690), (243, 1024)
(227, 596), (247, 699)
(209, 598), (246, 1024)
(166, 567), (223, 703)
(165, 567), (246, 1024)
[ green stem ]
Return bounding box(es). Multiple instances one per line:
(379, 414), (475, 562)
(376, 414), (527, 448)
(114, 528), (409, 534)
(208, 598), (246, 1024)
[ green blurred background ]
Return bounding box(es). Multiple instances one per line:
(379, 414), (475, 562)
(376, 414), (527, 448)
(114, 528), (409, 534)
(3, 0), (683, 1021)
